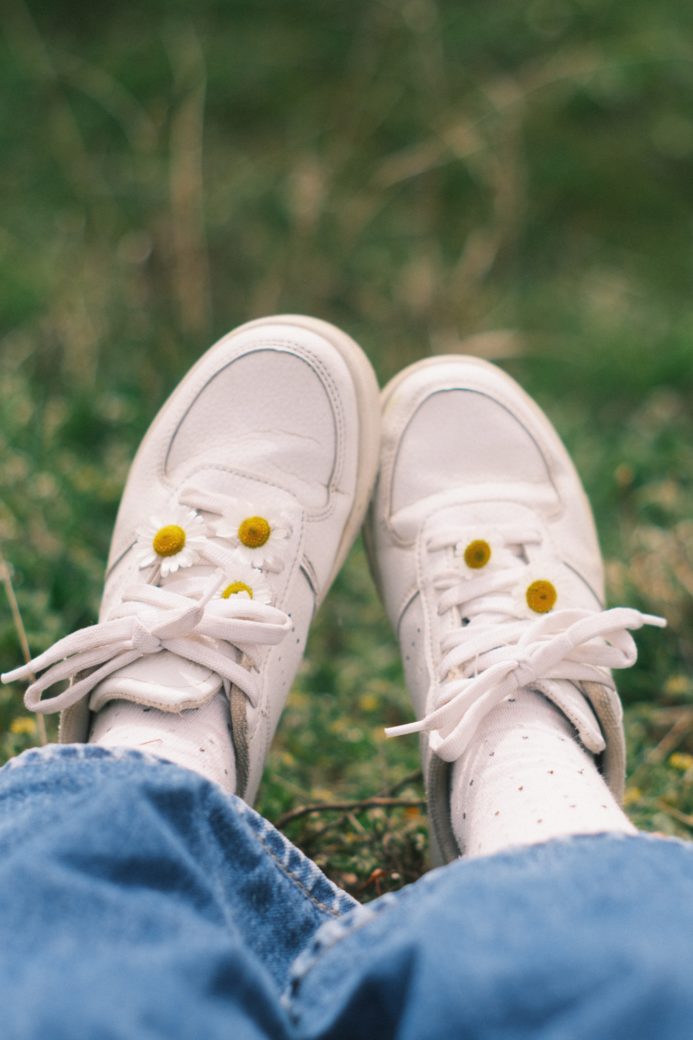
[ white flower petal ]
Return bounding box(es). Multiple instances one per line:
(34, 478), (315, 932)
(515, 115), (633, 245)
(511, 559), (567, 617)
(217, 556), (272, 605)
(134, 504), (209, 575)
(215, 501), (292, 568)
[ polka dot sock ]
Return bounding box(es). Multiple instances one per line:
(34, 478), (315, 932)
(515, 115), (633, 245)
(89, 694), (236, 795)
(450, 688), (635, 858)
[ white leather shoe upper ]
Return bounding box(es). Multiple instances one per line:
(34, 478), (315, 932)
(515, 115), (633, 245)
(5, 315), (380, 802)
(366, 355), (664, 862)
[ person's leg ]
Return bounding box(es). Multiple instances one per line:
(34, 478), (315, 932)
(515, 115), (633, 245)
(282, 354), (687, 1039)
(366, 354), (664, 861)
(0, 315), (379, 1037)
(448, 686), (636, 857)
(288, 832), (693, 1040)
(0, 744), (356, 1039)
(4, 314), (381, 802)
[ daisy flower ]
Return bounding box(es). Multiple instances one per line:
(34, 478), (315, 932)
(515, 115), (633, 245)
(136, 506), (208, 577)
(218, 556), (272, 605)
(454, 534), (502, 574)
(216, 500), (291, 568)
(511, 560), (568, 618)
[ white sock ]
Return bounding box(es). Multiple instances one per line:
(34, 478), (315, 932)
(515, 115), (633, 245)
(89, 693), (236, 795)
(450, 688), (635, 858)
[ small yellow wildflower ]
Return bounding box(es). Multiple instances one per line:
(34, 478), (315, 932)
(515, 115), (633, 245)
(669, 753), (693, 772)
(359, 693), (378, 713)
(623, 786), (642, 806)
(10, 717), (36, 736)
(664, 675), (690, 697)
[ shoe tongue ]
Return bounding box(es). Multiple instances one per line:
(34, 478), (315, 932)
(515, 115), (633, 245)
(434, 499), (537, 524)
(186, 465), (300, 513)
(397, 497), (548, 547)
(532, 678), (607, 755)
(422, 500), (539, 579)
(394, 488), (557, 542)
(89, 651), (225, 714)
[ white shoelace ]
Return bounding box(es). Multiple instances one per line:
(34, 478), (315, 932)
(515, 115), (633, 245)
(2, 486), (293, 715)
(386, 524), (666, 761)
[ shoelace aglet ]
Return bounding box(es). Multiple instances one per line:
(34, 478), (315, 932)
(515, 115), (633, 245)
(641, 613), (667, 629)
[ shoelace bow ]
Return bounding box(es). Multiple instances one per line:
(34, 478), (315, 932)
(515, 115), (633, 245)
(2, 486), (292, 715)
(386, 524), (666, 761)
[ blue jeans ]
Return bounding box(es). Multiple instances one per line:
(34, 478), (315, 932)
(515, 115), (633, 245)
(1, 746), (692, 1039)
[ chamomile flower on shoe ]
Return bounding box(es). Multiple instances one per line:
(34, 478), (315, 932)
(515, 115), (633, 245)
(452, 533), (510, 576)
(366, 353), (665, 862)
(217, 501), (291, 569)
(218, 559), (272, 605)
(136, 506), (208, 577)
(511, 560), (568, 618)
(3, 314), (381, 807)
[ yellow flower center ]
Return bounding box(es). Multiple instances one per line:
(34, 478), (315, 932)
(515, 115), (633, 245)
(464, 539), (492, 569)
(222, 581), (254, 599)
(526, 579), (557, 614)
(238, 516), (271, 548)
(152, 524), (186, 557)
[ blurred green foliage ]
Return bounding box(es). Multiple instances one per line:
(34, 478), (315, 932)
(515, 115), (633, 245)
(1, 0), (692, 895)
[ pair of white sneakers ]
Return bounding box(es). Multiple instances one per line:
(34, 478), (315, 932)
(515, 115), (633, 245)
(3, 315), (661, 861)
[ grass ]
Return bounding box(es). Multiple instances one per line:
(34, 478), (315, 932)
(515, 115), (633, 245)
(1, 0), (692, 897)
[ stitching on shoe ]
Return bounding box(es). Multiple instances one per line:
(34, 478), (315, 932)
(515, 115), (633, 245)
(416, 528), (441, 680)
(162, 339), (346, 522)
(164, 462), (312, 511)
(268, 338), (346, 520)
(562, 558), (605, 609)
(395, 584), (418, 629)
(383, 386), (562, 543)
(246, 503), (306, 754)
(299, 557), (319, 598)
(253, 338), (347, 523)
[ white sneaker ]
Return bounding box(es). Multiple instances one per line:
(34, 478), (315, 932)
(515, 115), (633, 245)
(4, 315), (381, 802)
(365, 355), (664, 863)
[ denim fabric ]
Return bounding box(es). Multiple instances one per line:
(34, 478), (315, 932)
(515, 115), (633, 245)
(0, 746), (353, 1039)
(291, 833), (693, 1039)
(2, 745), (693, 1040)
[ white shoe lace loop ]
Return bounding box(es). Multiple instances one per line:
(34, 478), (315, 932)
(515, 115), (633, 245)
(5, 575), (291, 715)
(2, 488), (294, 716)
(386, 527), (666, 762)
